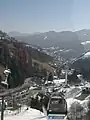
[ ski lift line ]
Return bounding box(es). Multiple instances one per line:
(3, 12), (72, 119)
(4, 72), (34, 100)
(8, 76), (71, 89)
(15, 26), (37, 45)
(0, 83), (30, 97)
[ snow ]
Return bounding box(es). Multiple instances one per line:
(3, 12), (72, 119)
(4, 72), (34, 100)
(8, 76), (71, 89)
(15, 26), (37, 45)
(29, 86), (37, 90)
(85, 82), (90, 87)
(45, 81), (53, 85)
(63, 49), (72, 53)
(26, 44), (30, 47)
(83, 51), (90, 58)
(77, 74), (82, 78)
(75, 92), (82, 98)
(53, 76), (58, 79)
(66, 98), (80, 110)
(1, 81), (8, 85)
(1, 85), (90, 120)
(61, 70), (66, 74)
(44, 36), (48, 40)
(3, 106), (46, 120)
(4, 69), (11, 74)
(53, 79), (65, 85)
(59, 49), (63, 52)
(1, 74), (90, 120)
(65, 86), (82, 99)
(81, 41), (90, 45)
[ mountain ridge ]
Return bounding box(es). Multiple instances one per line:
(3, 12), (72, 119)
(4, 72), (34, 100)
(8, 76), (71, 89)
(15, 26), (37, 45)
(8, 29), (90, 47)
(8, 29), (87, 59)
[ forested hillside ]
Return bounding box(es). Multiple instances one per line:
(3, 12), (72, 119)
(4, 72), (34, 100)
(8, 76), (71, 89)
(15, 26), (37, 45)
(0, 31), (53, 88)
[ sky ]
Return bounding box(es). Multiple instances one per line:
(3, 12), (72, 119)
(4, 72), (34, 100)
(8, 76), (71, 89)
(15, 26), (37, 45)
(0, 0), (90, 33)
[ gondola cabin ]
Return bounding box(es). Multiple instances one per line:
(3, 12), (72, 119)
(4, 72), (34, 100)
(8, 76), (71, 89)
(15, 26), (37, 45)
(47, 96), (67, 120)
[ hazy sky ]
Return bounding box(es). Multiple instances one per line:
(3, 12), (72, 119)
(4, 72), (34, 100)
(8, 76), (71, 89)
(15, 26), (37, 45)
(0, 0), (90, 33)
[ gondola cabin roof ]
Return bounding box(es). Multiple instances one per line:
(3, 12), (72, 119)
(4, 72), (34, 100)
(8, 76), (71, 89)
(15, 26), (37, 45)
(51, 96), (63, 99)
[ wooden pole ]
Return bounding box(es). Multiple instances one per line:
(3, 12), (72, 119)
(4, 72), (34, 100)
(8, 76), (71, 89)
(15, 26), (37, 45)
(1, 96), (4, 120)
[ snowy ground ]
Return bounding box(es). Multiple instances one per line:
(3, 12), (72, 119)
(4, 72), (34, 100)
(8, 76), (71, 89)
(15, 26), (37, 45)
(1, 79), (90, 120)
(3, 98), (89, 120)
(2, 106), (47, 120)
(53, 79), (65, 86)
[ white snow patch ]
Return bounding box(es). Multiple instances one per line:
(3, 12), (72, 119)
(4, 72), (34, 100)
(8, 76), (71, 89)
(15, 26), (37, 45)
(53, 79), (65, 85)
(63, 49), (72, 53)
(53, 79), (65, 87)
(83, 51), (90, 58)
(44, 36), (48, 40)
(45, 81), (53, 85)
(29, 86), (37, 90)
(75, 92), (82, 98)
(81, 41), (90, 45)
(59, 49), (63, 52)
(66, 98), (80, 110)
(53, 76), (58, 79)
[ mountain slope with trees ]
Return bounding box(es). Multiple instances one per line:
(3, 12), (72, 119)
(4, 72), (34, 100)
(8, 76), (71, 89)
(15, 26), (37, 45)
(71, 51), (90, 81)
(0, 31), (53, 89)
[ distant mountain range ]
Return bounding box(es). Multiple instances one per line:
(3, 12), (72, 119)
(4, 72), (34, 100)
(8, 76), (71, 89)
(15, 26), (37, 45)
(8, 29), (90, 60)
(8, 30), (80, 47)
(8, 31), (30, 37)
(8, 29), (90, 44)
